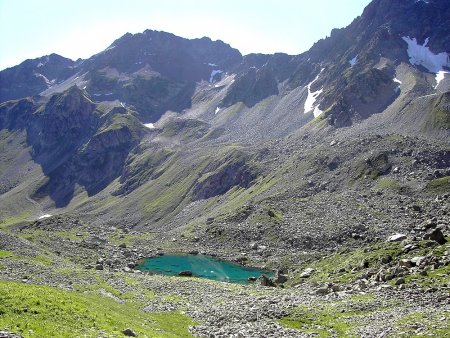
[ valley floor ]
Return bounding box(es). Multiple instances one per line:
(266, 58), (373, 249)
(0, 218), (449, 338)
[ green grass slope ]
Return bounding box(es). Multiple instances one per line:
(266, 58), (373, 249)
(0, 280), (193, 338)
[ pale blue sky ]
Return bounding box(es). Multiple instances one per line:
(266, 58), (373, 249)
(0, 0), (371, 70)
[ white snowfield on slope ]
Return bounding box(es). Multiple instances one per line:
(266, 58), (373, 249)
(402, 36), (450, 88)
(304, 69), (324, 118)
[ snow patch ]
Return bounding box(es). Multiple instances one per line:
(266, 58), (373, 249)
(215, 107), (221, 114)
(208, 63), (218, 67)
(435, 70), (449, 89)
(38, 214), (52, 220)
(304, 69), (324, 118)
(144, 123), (155, 129)
(393, 77), (402, 92)
(349, 55), (358, 67)
(104, 45), (116, 52)
(120, 102), (126, 108)
(401, 36), (450, 73)
(34, 72), (52, 87)
(209, 70), (223, 83)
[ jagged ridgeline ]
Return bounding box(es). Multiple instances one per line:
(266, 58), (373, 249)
(0, 0), (449, 336)
(0, 0), (448, 223)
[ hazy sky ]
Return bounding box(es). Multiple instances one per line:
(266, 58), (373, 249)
(0, 0), (371, 70)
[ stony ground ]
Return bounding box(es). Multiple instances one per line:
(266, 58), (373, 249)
(1, 208), (449, 337)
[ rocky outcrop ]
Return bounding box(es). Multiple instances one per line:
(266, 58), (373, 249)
(0, 85), (147, 207)
(352, 152), (392, 180)
(192, 151), (256, 200)
(34, 103), (146, 205)
(115, 147), (174, 196)
(116, 76), (196, 122)
(27, 86), (98, 156)
(0, 97), (36, 130)
(76, 124), (143, 194)
(222, 66), (279, 108)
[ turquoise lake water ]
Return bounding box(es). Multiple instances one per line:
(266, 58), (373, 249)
(138, 255), (274, 284)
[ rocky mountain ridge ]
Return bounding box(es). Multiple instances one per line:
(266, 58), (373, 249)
(3, 1), (449, 127)
(0, 0), (448, 223)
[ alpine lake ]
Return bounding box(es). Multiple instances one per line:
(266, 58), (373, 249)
(138, 254), (274, 284)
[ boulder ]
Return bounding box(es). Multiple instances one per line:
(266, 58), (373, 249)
(122, 328), (138, 337)
(315, 287), (329, 295)
(423, 228), (447, 245)
(410, 256), (426, 266)
(331, 284), (341, 292)
(379, 256), (392, 264)
(395, 277), (405, 285)
(259, 274), (275, 287)
(358, 279), (369, 289)
(0, 331), (23, 338)
(387, 233), (407, 242)
(384, 273), (394, 281)
(95, 264), (104, 270)
(274, 271), (288, 284)
(399, 259), (413, 268)
(378, 284), (393, 291)
(392, 266), (406, 276)
(403, 244), (417, 253)
(424, 219), (437, 229)
(299, 268), (314, 278)
(412, 205), (422, 212)
(178, 270), (193, 277)
(360, 259), (369, 269)
(249, 242), (258, 250)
